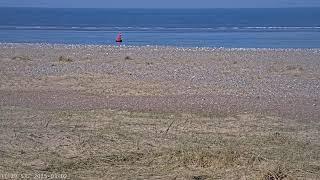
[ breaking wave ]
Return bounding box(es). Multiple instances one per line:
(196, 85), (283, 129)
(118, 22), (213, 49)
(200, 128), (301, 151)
(1, 26), (320, 32)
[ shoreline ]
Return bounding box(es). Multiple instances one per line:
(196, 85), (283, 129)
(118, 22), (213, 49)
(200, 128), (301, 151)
(1, 42), (320, 51)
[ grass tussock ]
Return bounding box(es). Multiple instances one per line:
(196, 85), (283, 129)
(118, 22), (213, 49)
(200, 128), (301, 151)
(12, 55), (32, 61)
(263, 166), (289, 180)
(269, 63), (305, 77)
(58, 56), (73, 63)
(285, 65), (304, 72)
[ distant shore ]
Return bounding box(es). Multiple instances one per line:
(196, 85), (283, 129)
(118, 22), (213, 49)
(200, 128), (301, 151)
(0, 43), (319, 179)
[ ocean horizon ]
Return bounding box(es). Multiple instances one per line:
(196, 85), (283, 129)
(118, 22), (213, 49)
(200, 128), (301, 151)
(0, 7), (320, 48)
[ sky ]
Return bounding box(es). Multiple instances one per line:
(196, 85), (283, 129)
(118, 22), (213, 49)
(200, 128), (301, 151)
(0, 0), (320, 8)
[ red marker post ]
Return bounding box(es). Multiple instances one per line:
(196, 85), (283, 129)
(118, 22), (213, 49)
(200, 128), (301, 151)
(116, 33), (123, 42)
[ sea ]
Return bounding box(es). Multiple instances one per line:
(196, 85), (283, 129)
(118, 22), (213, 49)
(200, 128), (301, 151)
(0, 7), (320, 48)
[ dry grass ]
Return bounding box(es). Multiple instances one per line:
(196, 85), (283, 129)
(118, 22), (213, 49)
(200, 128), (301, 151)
(58, 56), (73, 63)
(11, 55), (32, 61)
(0, 107), (319, 179)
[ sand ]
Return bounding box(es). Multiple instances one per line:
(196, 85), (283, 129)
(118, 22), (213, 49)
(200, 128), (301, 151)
(0, 43), (319, 179)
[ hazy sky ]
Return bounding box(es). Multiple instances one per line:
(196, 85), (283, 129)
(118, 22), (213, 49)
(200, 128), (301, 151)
(1, 0), (320, 8)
